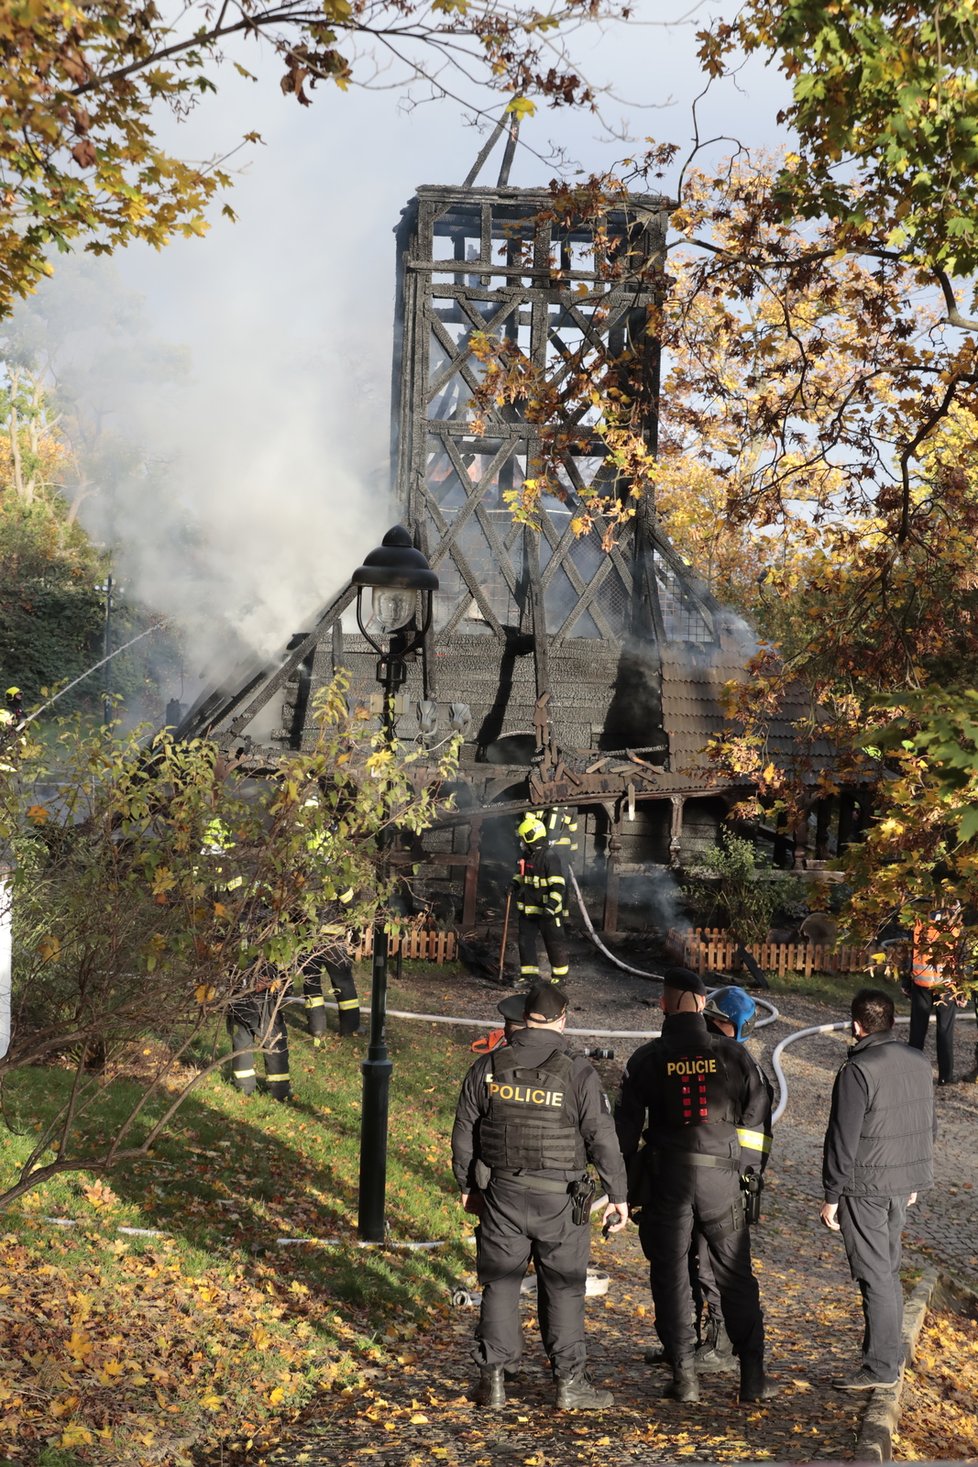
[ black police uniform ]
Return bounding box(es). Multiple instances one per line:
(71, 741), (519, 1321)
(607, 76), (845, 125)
(615, 1011), (771, 1382)
(452, 1025), (627, 1379)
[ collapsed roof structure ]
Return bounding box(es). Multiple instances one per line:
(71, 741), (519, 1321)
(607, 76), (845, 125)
(178, 123), (865, 932)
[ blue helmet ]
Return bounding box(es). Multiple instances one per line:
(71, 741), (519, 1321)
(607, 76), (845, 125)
(703, 986), (756, 1043)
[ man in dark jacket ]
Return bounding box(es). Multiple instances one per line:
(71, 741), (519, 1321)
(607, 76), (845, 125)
(821, 987), (936, 1390)
(615, 967), (773, 1405)
(452, 983), (628, 1412)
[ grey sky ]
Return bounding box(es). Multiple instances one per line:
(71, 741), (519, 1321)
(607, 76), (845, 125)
(17, 3), (794, 690)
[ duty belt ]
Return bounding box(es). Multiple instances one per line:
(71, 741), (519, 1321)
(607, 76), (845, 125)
(650, 1150), (739, 1172)
(491, 1169), (574, 1194)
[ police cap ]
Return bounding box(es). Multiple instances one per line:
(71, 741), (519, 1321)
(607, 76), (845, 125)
(661, 966), (707, 998)
(497, 993), (527, 1022)
(523, 983), (569, 1023)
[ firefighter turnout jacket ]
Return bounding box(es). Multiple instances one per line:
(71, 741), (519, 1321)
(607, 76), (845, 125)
(615, 1012), (773, 1180)
(452, 1027), (627, 1202)
(514, 845), (566, 919)
(525, 806), (579, 856)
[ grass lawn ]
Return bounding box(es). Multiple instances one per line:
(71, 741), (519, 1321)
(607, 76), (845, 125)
(0, 1002), (477, 1466)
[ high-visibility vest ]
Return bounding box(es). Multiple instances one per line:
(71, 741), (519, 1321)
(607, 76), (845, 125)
(911, 917), (957, 987)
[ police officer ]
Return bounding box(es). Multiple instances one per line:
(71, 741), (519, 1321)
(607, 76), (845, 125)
(513, 815), (570, 986)
(452, 983), (628, 1412)
(615, 968), (773, 1404)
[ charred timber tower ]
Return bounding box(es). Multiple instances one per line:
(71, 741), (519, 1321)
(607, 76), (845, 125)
(180, 163), (846, 930)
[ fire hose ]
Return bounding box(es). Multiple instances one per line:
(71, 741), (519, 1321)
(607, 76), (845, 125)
(563, 867), (780, 1031)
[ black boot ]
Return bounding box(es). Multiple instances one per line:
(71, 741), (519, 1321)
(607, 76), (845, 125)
(644, 1344), (669, 1365)
(475, 1365), (505, 1409)
(663, 1358), (700, 1403)
(739, 1355), (777, 1402)
(696, 1318), (736, 1373)
(555, 1367), (614, 1410)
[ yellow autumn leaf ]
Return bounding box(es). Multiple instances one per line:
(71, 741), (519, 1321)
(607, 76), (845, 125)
(268, 1385), (285, 1405)
(60, 1423), (95, 1448)
(37, 934), (61, 961)
(409, 1412), (429, 1424)
(195, 984), (217, 1005)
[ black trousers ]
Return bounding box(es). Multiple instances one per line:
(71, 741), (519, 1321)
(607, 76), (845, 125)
(303, 953), (361, 1036)
(517, 912), (569, 982)
(227, 990), (291, 1100)
(838, 1194), (907, 1380)
(637, 1161), (763, 1364)
(474, 1177), (589, 1375)
(907, 983), (956, 1082)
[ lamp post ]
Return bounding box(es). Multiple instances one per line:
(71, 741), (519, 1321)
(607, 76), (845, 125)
(352, 525), (437, 1244)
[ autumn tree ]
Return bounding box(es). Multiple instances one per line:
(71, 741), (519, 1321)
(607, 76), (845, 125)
(0, 0), (621, 316)
(0, 670), (458, 1207)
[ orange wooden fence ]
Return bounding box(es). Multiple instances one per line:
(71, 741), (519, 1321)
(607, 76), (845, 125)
(352, 928), (457, 964)
(669, 927), (869, 978)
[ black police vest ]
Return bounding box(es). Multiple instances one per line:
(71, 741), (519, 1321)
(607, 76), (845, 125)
(650, 1033), (737, 1134)
(479, 1049), (586, 1171)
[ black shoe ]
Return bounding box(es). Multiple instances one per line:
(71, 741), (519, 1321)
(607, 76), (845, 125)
(696, 1321), (736, 1373)
(832, 1368), (898, 1391)
(555, 1368), (614, 1410)
(644, 1345), (669, 1366)
(475, 1365), (506, 1409)
(739, 1356), (777, 1402)
(663, 1359), (700, 1403)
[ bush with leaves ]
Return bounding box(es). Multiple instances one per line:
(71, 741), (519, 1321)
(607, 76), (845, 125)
(682, 830), (805, 946)
(0, 670), (458, 1208)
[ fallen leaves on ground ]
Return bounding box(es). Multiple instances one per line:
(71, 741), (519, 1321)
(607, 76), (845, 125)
(896, 1308), (978, 1461)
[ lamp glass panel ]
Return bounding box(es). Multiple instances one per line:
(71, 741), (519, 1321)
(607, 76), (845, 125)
(370, 587), (416, 633)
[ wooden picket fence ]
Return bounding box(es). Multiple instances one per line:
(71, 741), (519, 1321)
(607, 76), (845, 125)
(670, 927), (869, 979)
(352, 928), (457, 964)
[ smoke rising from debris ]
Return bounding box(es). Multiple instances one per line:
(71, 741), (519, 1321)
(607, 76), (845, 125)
(2, 17), (790, 706)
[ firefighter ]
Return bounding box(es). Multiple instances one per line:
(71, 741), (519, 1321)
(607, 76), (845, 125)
(615, 968), (774, 1405)
(227, 977), (293, 1102)
(525, 806), (579, 865)
(296, 795), (361, 1039)
(302, 940), (361, 1038)
(201, 818), (293, 1102)
(693, 987), (772, 1372)
(908, 903), (964, 1085)
(452, 982), (628, 1411)
(513, 814), (569, 986)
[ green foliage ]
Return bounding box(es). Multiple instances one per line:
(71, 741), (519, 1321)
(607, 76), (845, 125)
(713, 0), (978, 275)
(683, 830), (804, 944)
(0, 671), (459, 1205)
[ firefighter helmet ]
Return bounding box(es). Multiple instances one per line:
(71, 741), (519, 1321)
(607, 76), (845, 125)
(517, 813), (548, 846)
(703, 986), (756, 1042)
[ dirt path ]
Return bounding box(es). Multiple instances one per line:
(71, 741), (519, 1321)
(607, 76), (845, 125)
(257, 939), (978, 1465)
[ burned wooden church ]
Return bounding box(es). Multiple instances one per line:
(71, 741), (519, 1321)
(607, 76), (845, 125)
(178, 134), (860, 933)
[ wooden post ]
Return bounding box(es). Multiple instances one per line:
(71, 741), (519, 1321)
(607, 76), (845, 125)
(602, 800), (621, 936)
(669, 795), (685, 868)
(462, 815), (482, 932)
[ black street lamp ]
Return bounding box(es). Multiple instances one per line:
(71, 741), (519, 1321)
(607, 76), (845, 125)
(352, 525), (437, 1244)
